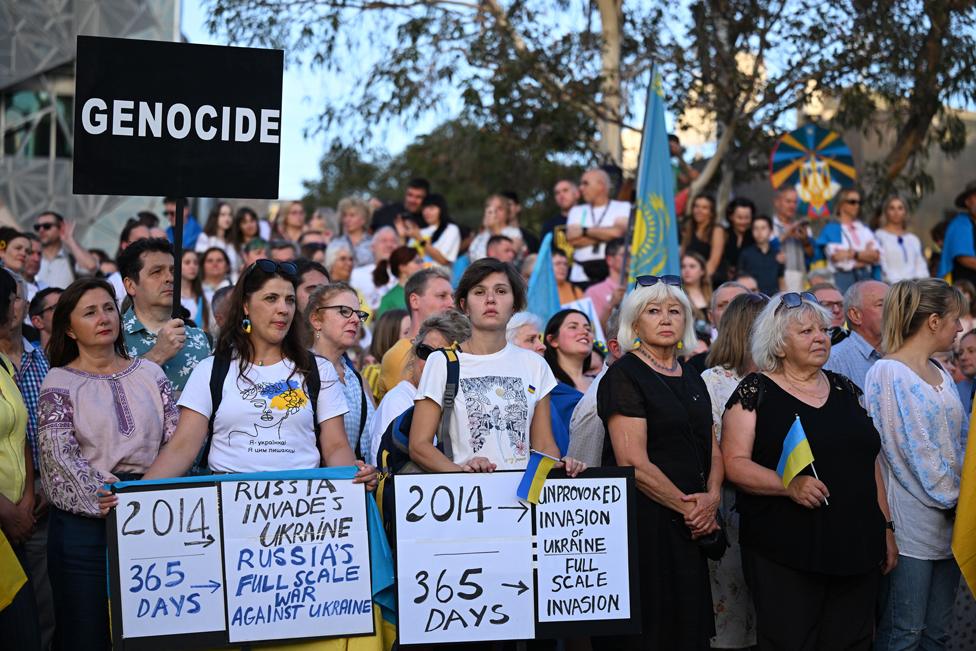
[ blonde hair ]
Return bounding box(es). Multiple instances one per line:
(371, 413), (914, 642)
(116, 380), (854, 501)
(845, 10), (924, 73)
(880, 279), (965, 354)
(706, 293), (769, 375)
(617, 283), (698, 353)
(336, 196), (372, 232)
(750, 293), (832, 372)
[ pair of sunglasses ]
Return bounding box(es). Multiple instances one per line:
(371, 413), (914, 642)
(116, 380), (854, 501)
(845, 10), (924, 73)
(633, 274), (682, 290)
(775, 291), (819, 313)
(247, 259), (297, 277)
(415, 343), (463, 360)
(316, 305), (370, 322)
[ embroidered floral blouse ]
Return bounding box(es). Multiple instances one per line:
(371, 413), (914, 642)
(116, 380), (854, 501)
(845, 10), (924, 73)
(37, 358), (178, 517)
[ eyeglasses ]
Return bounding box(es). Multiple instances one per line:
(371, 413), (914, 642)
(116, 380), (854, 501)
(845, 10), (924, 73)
(744, 292), (771, 304)
(317, 305), (369, 322)
(844, 199), (862, 205)
(246, 259), (297, 277)
(33, 223), (57, 232)
(633, 274), (682, 290)
(775, 291), (819, 314)
(163, 210), (175, 217)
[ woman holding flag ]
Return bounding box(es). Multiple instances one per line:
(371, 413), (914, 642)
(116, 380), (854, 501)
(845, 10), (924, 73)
(864, 278), (967, 651)
(722, 292), (894, 650)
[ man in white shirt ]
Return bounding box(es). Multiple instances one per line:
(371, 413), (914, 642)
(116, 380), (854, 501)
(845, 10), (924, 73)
(565, 168), (630, 284)
(771, 188), (813, 291)
(33, 211), (98, 288)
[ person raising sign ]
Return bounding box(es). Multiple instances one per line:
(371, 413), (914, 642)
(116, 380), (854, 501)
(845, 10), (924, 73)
(407, 258), (585, 476)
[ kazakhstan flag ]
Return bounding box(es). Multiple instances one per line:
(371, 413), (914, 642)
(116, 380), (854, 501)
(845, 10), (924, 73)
(628, 66), (681, 282)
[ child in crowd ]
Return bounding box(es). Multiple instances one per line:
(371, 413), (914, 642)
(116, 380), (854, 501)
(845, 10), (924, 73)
(737, 214), (784, 296)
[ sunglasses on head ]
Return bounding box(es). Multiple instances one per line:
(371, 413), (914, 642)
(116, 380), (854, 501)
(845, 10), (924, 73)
(633, 274), (682, 290)
(744, 292), (771, 304)
(247, 259), (297, 277)
(415, 343), (438, 360)
(775, 291), (819, 313)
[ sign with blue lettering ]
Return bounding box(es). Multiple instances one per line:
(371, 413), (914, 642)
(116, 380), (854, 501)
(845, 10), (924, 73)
(107, 471), (374, 649)
(393, 468), (639, 644)
(72, 35), (283, 198)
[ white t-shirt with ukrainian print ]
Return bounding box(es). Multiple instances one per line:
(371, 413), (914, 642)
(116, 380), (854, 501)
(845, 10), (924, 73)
(415, 344), (558, 470)
(179, 355), (348, 473)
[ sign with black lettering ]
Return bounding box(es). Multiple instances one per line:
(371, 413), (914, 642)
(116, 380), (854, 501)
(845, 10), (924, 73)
(393, 468), (638, 645)
(108, 471), (374, 650)
(73, 35), (282, 198)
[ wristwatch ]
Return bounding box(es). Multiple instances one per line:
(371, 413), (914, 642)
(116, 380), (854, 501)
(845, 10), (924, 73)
(885, 520), (895, 532)
(582, 226), (589, 238)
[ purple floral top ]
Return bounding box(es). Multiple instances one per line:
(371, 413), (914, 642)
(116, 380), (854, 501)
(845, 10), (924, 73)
(37, 358), (178, 517)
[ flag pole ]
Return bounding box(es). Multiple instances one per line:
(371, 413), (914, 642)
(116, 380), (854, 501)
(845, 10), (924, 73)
(809, 462), (829, 506)
(620, 69), (656, 289)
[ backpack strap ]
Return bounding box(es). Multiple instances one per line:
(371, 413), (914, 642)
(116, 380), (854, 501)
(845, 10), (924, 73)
(439, 348), (460, 462)
(201, 353), (232, 469)
(343, 354), (368, 458)
(306, 355), (321, 451)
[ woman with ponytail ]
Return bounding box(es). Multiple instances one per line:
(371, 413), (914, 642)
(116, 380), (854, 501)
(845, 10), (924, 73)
(374, 246), (423, 319)
(543, 308), (595, 455)
(864, 278), (968, 650)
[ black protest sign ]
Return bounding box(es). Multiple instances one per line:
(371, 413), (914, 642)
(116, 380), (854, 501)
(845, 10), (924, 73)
(73, 35), (282, 198)
(108, 472), (374, 650)
(393, 468), (638, 645)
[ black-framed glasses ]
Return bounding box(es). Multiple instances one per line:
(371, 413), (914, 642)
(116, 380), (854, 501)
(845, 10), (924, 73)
(775, 291), (819, 313)
(317, 305), (369, 322)
(247, 259), (297, 278)
(33, 222), (57, 232)
(633, 274), (682, 290)
(415, 343), (438, 360)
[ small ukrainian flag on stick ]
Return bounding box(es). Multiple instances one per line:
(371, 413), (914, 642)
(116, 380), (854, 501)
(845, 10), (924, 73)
(776, 415), (827, 505)
(517, 449), (559, 504)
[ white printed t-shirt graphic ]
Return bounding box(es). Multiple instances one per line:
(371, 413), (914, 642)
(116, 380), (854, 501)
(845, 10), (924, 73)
(416, 344), (558, 470)
(179, 356), (348, 472)
(566, 200), (630, 282)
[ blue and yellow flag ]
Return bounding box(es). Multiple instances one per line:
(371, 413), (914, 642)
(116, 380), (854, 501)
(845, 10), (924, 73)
(517, 450), (558, 504)
(776, 416), (815, 488)
(526, 232), (562, 324)
(628, 66), (681, 282)
(953, 397), (976, 593)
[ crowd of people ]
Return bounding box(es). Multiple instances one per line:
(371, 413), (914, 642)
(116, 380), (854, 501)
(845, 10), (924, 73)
(0, 167), (974, 651)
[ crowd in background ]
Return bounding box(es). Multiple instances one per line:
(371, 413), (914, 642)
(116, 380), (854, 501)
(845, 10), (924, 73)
(1, 154), (975, 651)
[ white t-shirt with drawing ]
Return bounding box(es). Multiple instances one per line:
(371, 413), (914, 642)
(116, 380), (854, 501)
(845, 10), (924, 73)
(415, 344), (558, 470)
(179, 355), (348, 473)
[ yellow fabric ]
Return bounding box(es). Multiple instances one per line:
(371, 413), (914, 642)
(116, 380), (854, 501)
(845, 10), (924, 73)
(205, 608), (395, 651)
(376, 338), (412, 401)
(953, 400), (976, 593)
(0, 353), (28, 503)
(361, 364), (382, 403)
(0, 529), (26, 611)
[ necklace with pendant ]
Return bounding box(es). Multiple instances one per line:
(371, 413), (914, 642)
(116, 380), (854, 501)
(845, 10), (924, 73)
(636, 346), (678, 373)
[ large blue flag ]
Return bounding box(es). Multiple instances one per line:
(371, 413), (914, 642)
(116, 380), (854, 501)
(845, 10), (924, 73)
(527, 232), (562, 324)
(628, 67), (681, 282)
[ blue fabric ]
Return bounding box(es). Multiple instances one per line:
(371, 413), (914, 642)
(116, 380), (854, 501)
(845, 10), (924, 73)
(111, 466), (397, 624)
(875, 555), (960, 649)
(629, 66), (681, 279)
(938, 213), (976, 278)
(957, 378), (975, 415)
(823, 330), (881, 391)
(527, 232), (562, 325)
(15, 338), (49, 470)
(814, 221), (881, 280)
(451, 254), (470, 288)
(166, 214), (203, 251)
(549, 381), (583, 456)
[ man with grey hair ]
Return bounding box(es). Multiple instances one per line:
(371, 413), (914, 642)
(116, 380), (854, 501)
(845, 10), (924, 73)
(710, 281), (750, 333)
(364, 310), (471, 464)
(824, 279), (888, 389)
(772, 187), (813, 291)
(565, 168), (630, 285)
(567, 307), (624, 467)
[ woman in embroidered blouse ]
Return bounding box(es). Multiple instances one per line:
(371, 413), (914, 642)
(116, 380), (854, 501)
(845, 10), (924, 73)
(864, 279), (967, 650)
(873, 195), (929, 284)
(37, 277), (178, 651)
(700, 291), (769, 650)
(722, 292), (896, 650)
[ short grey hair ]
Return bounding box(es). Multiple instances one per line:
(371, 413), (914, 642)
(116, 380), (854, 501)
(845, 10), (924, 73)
(751, 292), (832, 372)
(324, 241), (352, 271)
(617, 283), (698, 352)
(710, 281), (749, 313)
(606, 307), (621, 343)
(413, 310), (471, 349)
(506, 311), (543, 344)
(585, 167), (611, 191)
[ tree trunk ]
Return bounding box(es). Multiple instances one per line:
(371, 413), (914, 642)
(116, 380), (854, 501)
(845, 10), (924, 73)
(595, 0), (623, 164)
(686, 117), (736, 215)
(716, 154), (735, 218)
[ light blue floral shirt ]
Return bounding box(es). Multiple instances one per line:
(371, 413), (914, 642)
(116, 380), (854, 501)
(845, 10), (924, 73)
(123, 307), (213, 395)
(865, 359), (968, 558)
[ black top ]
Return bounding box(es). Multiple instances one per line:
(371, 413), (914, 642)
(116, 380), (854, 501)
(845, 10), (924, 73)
(597, 354), (712, 495)
(370, 201), (423, 232)
(687, 230), (711, 263)
(720, 225), (754, 281)
(540, 214), (567, 239)
(725, 372), (884, 576)
(737, 244), (784, 296)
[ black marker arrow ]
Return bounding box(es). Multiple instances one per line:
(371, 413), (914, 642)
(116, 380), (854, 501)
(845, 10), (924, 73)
(499, 500), (529, 523)
(190, 579), (221, 594)
(501, 580), (529, 595)
(184, 534), (215, 548)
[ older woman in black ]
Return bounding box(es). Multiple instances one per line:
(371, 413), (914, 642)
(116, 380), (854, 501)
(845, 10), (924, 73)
(596, 276), (723, 650)
(722, 292), (894, 650)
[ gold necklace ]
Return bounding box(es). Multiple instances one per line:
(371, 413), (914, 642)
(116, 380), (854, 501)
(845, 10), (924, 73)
(785, 372), (828, 400)
(636, 346), (678, 373)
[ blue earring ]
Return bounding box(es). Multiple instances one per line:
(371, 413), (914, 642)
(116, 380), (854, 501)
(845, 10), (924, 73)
(242, 317), (252, 334)
(634, 336), (641, 348)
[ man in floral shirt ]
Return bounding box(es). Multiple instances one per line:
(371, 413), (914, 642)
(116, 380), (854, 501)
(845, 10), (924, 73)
(116, 238), (212, 396)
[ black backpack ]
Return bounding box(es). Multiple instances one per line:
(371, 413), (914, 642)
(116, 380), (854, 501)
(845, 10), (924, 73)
(375, 348), (460, 540)
(198, 353), (321, 470)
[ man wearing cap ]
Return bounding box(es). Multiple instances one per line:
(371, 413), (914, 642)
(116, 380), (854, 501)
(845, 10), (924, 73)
(938, 180), (976, 284)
